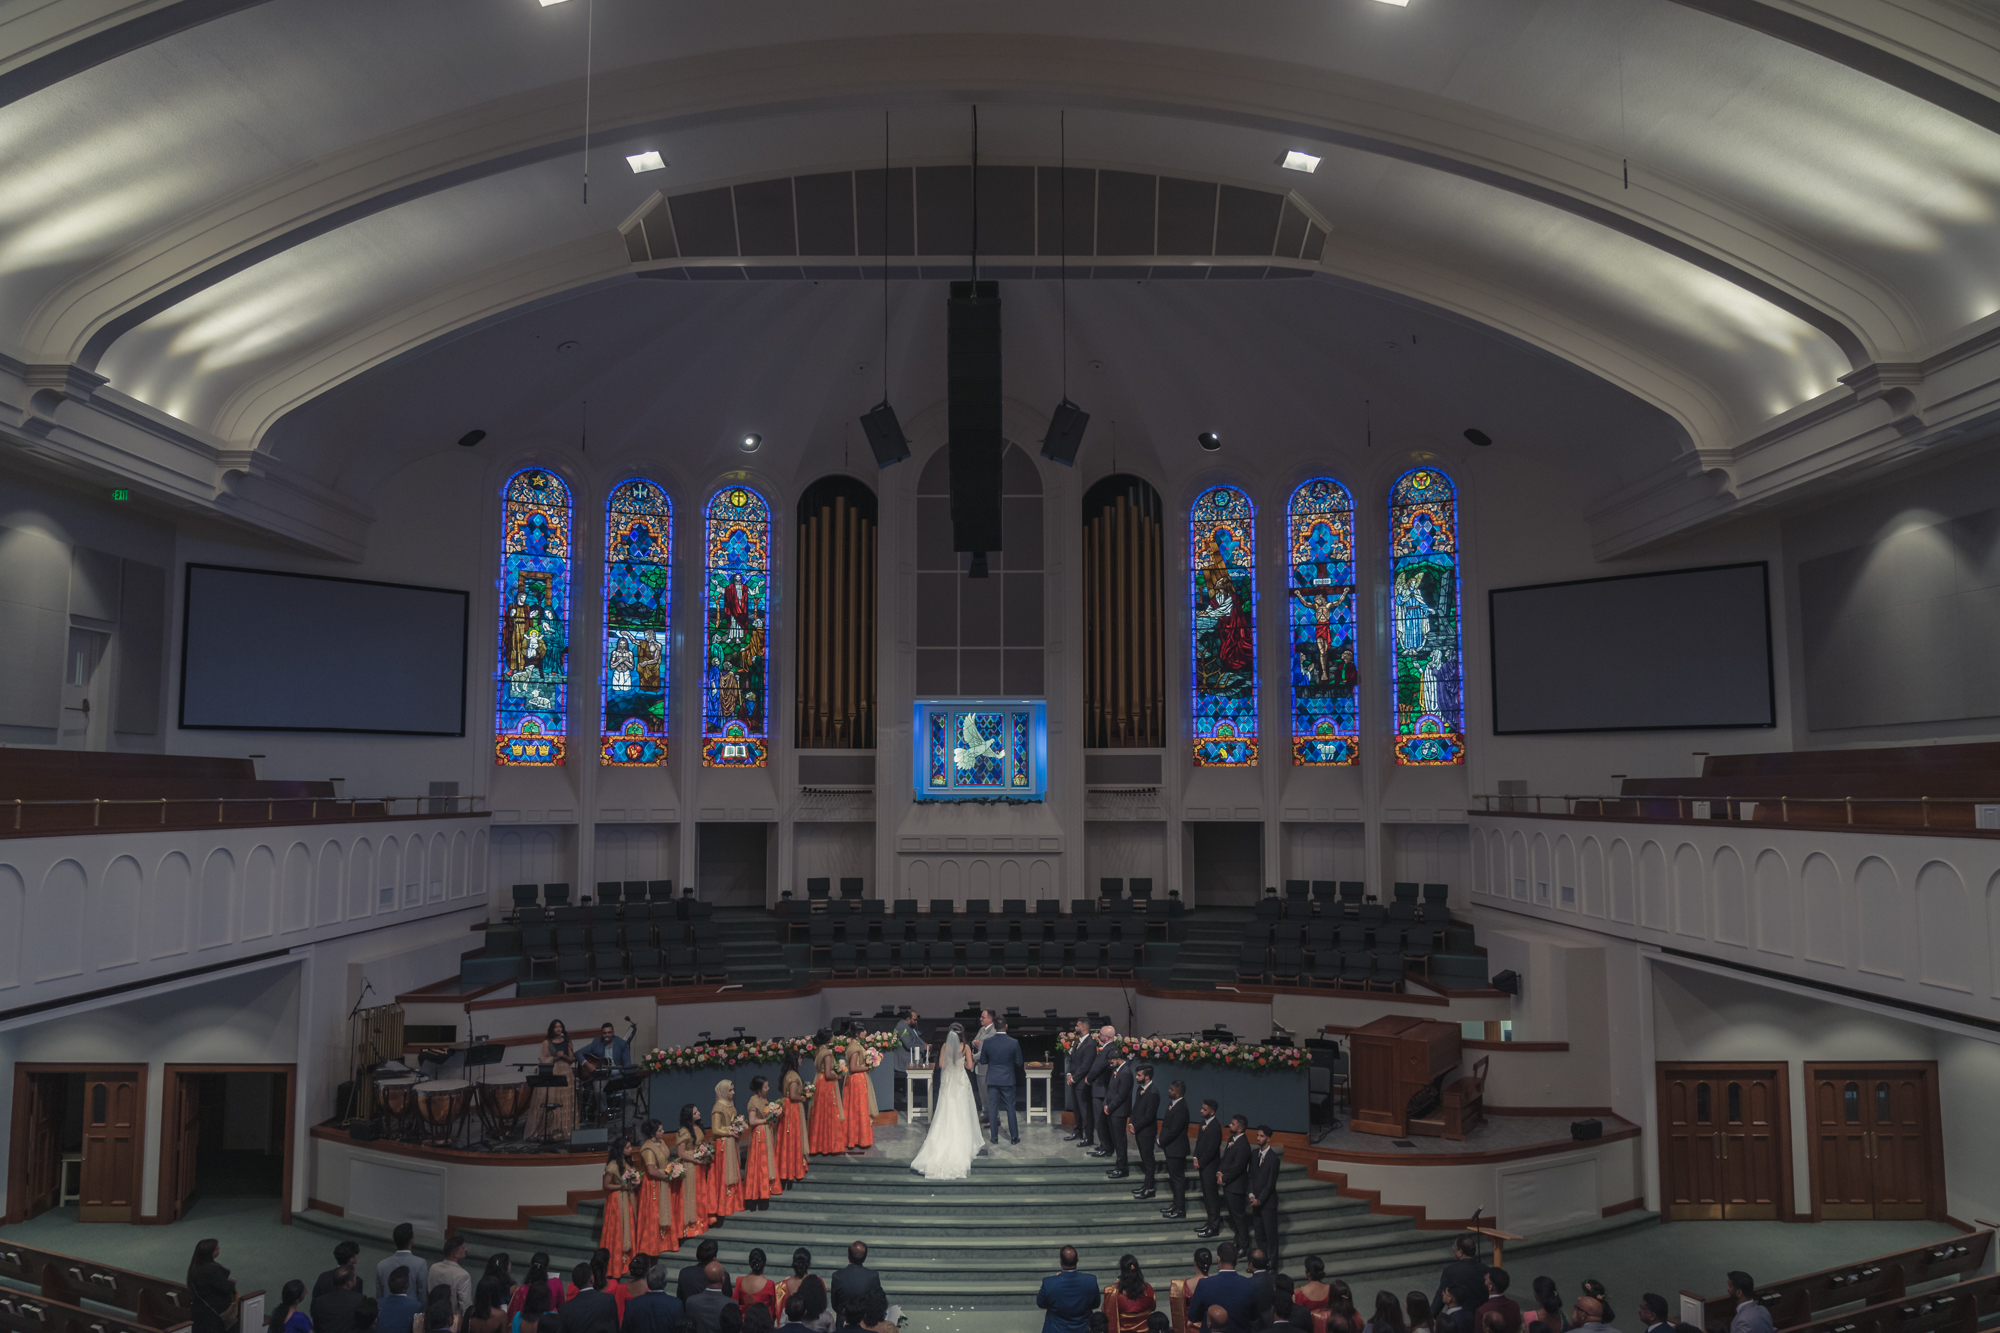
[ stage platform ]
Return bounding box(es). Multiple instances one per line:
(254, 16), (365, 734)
(299, 1120), (1650, 1309)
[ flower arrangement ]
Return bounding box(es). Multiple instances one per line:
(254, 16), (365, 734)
(639, 1037), (817, 1075)
(1055, 1030), (1309, 1072)
(854, 1031), (900, 1052)
(689, 1144), (714, 1165)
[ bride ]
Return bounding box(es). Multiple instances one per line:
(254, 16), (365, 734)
(909, 1023), (984, 1180)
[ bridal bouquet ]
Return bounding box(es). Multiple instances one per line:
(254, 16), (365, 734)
(620, 1167), (642, 1189)
(730, 1116), (750, 1137)
(864, 1049), (883, 1069)
(802, 1082), (817, 1100)
(689, 1144), (714, 1165)
(666, 1161), (688, 1183)
(834, 1061), (850, 1078)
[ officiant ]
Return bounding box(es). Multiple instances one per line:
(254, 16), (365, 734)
(891, 1008), (927, 1112)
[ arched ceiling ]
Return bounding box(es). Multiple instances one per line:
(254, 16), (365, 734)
(1, 0), (1998, 560)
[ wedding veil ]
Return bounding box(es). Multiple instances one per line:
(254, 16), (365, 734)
(939, 1027), (964, 1069)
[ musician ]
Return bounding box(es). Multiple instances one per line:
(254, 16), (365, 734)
(535, 1020), (577, 1139)
(578, 1023), (633, 1070)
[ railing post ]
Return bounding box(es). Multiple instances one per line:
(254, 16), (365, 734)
(1922, 796), (1929, 829)
(1780, 797), (1788, 824)
(1845, 796), (1853, 825)
(93, 798), (101, 827)
(160, 797), (167, 825)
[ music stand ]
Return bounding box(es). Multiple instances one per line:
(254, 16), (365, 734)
(462, 1044), (507, 1147)
(525, 1069), (570, 1152)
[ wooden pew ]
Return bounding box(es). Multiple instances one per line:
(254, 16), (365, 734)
(1681, 1232), (1992, 1331)
(0, 1285), (190, 1333)
(1781, 1272), (2000, 1333)
(0, 1241), (245, 1332)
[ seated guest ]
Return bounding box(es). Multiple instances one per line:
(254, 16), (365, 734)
(776, 1295), (816, 1333)
(1107, 1260), (1156, 1333)
(512, 1257), (565, 1316)
(1366, 1290), (1408, 1333)
(1294, 1260), (1331, 1322)
(1436, 1287), (1474, 1333)
(1527, 1280), (1566, 1333)
(415, 1288), (457, 1333)
(743, 1312), (773, 1333)
(1270, 1275), (1310, 1333)
(1477, 1272), (1522, 1333)
(688, 1266), (733, 1333)
(828, 1245), (882, 1326)
(1725, 1276), (1770, 1333)
(1036, 1247), (1099, 1333)
(379, 1268), (422, 1333)
(1434, 1238), (1485, 1319)
(560, 1264), (620, 1333)
(681, 1244), (724, 1303)
(735, 1251), (780, 1324)
(845, 1291), (896, 1333)
(1407, 1293), (1436, 1333)
(465, 1280), (511, 1333)
(623, 1266), (683, 1333)
(433, 1237), (475, 1318)
(1325, 1283), (1362, 1333)
(518, 1285), (554, 1333)
(1568, 1297), (1618, 1333)
(1635, 1299), (1668, 1333)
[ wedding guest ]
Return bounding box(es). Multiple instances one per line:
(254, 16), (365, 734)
(377, 1268), (420, 1333)
(312, 1271), (365, 1333)
(1324, 1281), (1361, 1333)
(317, 1245), (364, 1300)
(1107, 1260), (1156, 1333)
(772, 1252), (813, 1320)
(1035, 1247), (1099, 1333)
(680, 1243), (724, 1302)
(1365, 1291), (1408, 1333)
(1408, 1292), (1437, 1333)
(272, 1281), (313, 1333)
(1295, 1259), (1332, 1321)
(559, 1265), (619, 1333)
(687, 1266), (732, 1333)
(829, 1245), (882, 1326)
(415, 1288), (457, 1333)
(433, 1237), (475, 1318)
(735, 1252), (780, 1324)
(847, 1291), (896, 1333)
(1528, 1281), (1566, 1333)
(465, 1281), (511, 1333)
(621, 1266), (681, 1333)
(1188, 1245), (1255, 1333)
(378, 1227), (430, 1303)
(1170, 1250), (1213, 1333)
(515, 1284), (553, 1333)
(1478, 1272), (1523, 1333)
(510, 1257), (563, 1316)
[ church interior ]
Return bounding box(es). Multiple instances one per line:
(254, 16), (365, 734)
(5, 1), (2000, 1330)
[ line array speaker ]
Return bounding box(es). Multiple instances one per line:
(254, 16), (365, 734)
(947, 279), (1003, 557)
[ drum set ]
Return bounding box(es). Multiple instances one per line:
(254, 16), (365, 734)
(368, 1048), (647, 1152)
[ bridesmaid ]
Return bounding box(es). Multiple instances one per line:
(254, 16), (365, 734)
(634, 1119), (674, 1257)
(842, 1035), (876, 1150)
(598, 1137), (638, 1283)
(676, 1104), (716, 1231)
(776, 1066), (810, 1183)
(709, 1080), (746, 1219)
(809, 1034), (847, 1154)
(743, 1077), (778, 1208)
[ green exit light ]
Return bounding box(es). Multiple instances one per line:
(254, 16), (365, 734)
(111, 489), (129, 501)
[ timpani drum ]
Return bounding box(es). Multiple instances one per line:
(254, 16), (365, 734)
(376, 1075), (420, 1131)
(478, 1076), (532, 1140)
(417, 1078), (471, 1143)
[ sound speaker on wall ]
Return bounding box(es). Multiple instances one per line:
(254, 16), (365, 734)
(1040, 397), (1089, 466)
(860, 400), (910, 467)
(947, 279), (1003, 557)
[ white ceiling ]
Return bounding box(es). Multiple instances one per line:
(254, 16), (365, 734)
(1, 0), (1997, 555)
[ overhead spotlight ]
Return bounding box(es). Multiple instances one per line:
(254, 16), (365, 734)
(859, 400), (911, 467)
(1464, 428), (1493, 447)
(538, 0), (571, 7)
(1280, 150), (1321, 174)
(457, 429), (486, 448)
(1039, 398), (1090, 467)
(625, 150), (665, 174)
(1371, 0), (1411, 6)
(739, 433), (762, 453)
(1198, 432), (1223, 452)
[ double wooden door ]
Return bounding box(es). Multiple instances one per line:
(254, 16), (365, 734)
(1807, 1064), (1940, 1220)
(1656, 1064), (1789, 1220)
(5, 1066), (142, 1224)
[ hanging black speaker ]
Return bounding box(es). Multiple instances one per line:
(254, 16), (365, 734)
(1040, 397), (1089, 466)
(947, 279), (1003, 556)
(860, 400), (910, 467)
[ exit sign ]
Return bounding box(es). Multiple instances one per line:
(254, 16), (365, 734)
(110, 488), (130, 501)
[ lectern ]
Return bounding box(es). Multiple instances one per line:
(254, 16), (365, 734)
(1347, 1015), (1461, 1137)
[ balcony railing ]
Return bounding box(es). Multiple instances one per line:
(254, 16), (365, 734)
(4, 793), (487, 835)
(1472, 791), (2000, 833)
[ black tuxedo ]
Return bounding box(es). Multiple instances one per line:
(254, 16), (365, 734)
(1068, 1036), (1101, 1143)
(1247, 1144), (1283, 1264)
(1160, 1097), (1192, 1212)
(1101, 1060), (1136, 1169)
(559, 1289), (621, 1333)
(1218, 1133), (1254, 1251)
(1131, 1082), (1161, 1189)
(1193, 1114), (1225, 1230)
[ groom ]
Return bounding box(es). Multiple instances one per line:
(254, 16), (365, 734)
(977, 1017), (1024, 1144)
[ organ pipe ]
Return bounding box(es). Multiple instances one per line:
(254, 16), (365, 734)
(1082, 477), (1164, 748)
(795, 480), (877, 749)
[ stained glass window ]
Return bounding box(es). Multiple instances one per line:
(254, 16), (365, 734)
(1190, 485), (1258, 766)
(1287, 477), (1358, 765)
(601, 478), (671, 765)
(1389, 466), (1464, 764)
(912, 698), (1047, 800)
(702, 485), (771, 767)
(496, 467), (572, 765)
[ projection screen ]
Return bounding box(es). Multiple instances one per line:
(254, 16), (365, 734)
(1488, 562), (1774, 734)
(180, 564), (469, 734)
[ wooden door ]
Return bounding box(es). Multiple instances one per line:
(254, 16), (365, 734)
(171, 1074), (202, 1221)
(19, 1075), (62, 1220)
(1808, 1065), (1939, 1220)
(78, 1071), (141, 1223)
(1656, 1064), (1788, 1220)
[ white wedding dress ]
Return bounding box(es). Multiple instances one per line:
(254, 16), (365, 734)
(910, 1031), (984, 1180)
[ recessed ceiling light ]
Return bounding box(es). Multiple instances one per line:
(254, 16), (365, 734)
(740, 433), (763, 453)
(538, 0), (571, 7)
(1372, 0), (1410, 7)
(626, 150), (665, 174)
(1281, 150), (1321, 174)
(1198, 432), (1222, 452)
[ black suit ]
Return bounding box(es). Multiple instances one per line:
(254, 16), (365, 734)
(622, 1291), (683, 1333)
(1068, 1036), (1101, 1143)
(311, 1286), (365, 1333)
(1161, 1098), (1191, 1212)
(677, 1265), (726, 1302)
(1086, 1042), (1114, 1150)
(829, 1264), (884, 1321)
(1247, 1144), (1283, 1265)
(1102, 1061), (1136, 1169)
(1193, 1114), (1225, 1231)
(1218, 1132), (1254, 1251)
(1131, 1082), (1161, 1190)
(1435, 1261), (1488, 1316)
(559, 1289), (621, 1333)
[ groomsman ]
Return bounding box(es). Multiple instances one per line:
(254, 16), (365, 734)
(1159, 1080), (1191, 1218)
(1130, 1065), (1161, 1200)
(1100, 1047), (1136, 1178)
(1218, 1114), (1254, 1253)
(1192, 1099), (1225, 1238)
(1085, 1025), (1117, 1156)
(1247, 1125), (1282, 1266)
(1066, 1022), (1101, 1146)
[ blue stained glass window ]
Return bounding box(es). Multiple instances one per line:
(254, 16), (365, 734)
(601, 478), (671, 766)
(1389, 467), (1464, 765)
(702, 486), (771, 767)
(912, 698), (1046, 800)
(1287, 477), (1358, 765)
(496, 467), (572, 765)
(1190, 485), (1258, 766)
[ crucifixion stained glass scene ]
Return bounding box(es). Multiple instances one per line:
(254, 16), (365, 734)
(601, 478), (670, 766)
(1288, 477), (1359, 765)
(1190, 485), (1258, 766)
(1389, 466), (1465, 765)
(495, 467), (572, 765)
(702, 486), (771, 767)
